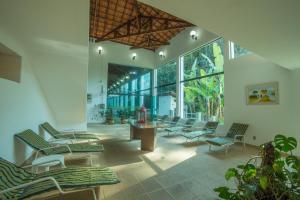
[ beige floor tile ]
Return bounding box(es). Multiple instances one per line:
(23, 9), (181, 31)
(40, 124), (259, 200)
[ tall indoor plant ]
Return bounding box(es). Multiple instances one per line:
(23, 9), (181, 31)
(215, 134), (300, 200)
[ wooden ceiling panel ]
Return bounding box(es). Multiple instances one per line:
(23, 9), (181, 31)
(90, 0), (194, 51)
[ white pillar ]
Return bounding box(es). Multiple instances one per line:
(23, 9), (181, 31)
(176, 56), (184, 118)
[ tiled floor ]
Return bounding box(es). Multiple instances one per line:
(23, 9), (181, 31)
(44, 124), (259, 200)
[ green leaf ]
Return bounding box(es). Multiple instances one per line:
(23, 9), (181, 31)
(243, 164), (256, 180)
(273, 160), (284, 172)
(286, 155), (300, 169)
(274, 134), (297, 152)
(259, 176), (268, 190)
(225, 168), (238, 181)
(214, 187), (232, 199)
(286, 155), (298, 166)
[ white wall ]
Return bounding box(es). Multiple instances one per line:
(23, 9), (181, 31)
(0, 0), (89, 131)
(0, 29), (55, 164)
(155, 27), (218, 67)
(224, 52), (296, 150)
(87, 41), (155, 123)
(290, 69), (300, 151)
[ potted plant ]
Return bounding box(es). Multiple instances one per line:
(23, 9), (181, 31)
(105, 108), (114, 125)
(120, 110), (128, 124)
(215, 134), (300, 200)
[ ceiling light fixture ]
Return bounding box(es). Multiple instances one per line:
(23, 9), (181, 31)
(190, 30), (198, 40)
(97, 46), (103, 54)
(132, 53), (137, 60)
(159, 51), (165, 59)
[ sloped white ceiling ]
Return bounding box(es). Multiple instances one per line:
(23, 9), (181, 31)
(140, 0), (300, 69)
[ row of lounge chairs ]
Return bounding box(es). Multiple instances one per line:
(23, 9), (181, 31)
(157, 116), (249, 153)
(0, 122), (120, 200)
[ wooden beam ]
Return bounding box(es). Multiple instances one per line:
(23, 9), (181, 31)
(96, 14), (193, 42)
(142, 15), (193, 25)
(129, 41), (169, 50)
(97, 24), (191, 41)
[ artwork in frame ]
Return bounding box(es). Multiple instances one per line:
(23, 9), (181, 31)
(87, 93), (92, 104)
(246, 82), (279, 105)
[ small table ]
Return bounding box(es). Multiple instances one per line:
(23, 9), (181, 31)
(32, 155), (65, 172)
(130, 122), (157, 151)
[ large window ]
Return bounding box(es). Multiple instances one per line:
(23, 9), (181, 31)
(182, 38), (224, 122)
(156, 60), (177, 116)
(229, 41), (251, 59)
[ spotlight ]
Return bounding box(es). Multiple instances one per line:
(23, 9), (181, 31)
(159, 51), (165, 59)
(97, 46), (103, 54)
(190, 30), (198, 40)
(132, 53), (137, 60)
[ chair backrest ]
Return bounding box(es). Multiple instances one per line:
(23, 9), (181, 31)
(40, 122), (60, 138)
(15, 129), (51, 151)
(0, 157), (33, 198)
(186, 118), (196, 126)
(204, 121), (219, 131)
(226, 123), (249, 138)
(172, 116), (180, 123)
(176, 118), (187, 126)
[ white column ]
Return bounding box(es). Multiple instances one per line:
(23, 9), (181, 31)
(176, 56), (184, 118)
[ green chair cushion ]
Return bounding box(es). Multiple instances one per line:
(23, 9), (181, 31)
(0, 158), (119, 200)
(206, 137), (234, 146)
(15, 130), (104, 155)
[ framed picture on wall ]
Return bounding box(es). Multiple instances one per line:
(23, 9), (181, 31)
(87, 93), (92, 103)
(246, 82), (279, 105)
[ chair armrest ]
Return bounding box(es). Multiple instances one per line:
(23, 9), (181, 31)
(234, 135), (245, 140)
(62, 129), (76, 133)
(35, 145), (72, 160)
(48, 138), (74, 144)
(0, 177), (64, 196)
(23, 159), (64, 169)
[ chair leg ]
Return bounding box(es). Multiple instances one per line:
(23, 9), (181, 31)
(225, 146), (228, 155)
(91, 188), (98, 200)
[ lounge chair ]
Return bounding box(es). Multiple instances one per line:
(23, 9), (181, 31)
(165, 118), (196, 136)
(0, 157), (119, 200)
(157, 116), (180, 128)
(15, 129), (104, 160)
(181, 121), (219, 142)
(41, 122), (101, 142)
(206, 123), (249, 154)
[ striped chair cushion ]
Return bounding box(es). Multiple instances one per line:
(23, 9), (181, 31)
(226, 123), (249, 139)
(15, 130), (104, 156)
(41, 122), (100, 140)
(21, 167), (119, 199)
(0, 158), (119, 200)
(41, 122), (61, 138)
(204, 122), (219, 131)
(0, 158), (33, 199)
(15, 130), (51, 151)
(43, 144), (104, 155)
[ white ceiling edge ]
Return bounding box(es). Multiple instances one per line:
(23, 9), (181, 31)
(140, 0), (300, 70)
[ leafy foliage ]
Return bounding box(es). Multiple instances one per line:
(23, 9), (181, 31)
(183, 38), (224, 122)
(214, 134), (300, 200)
